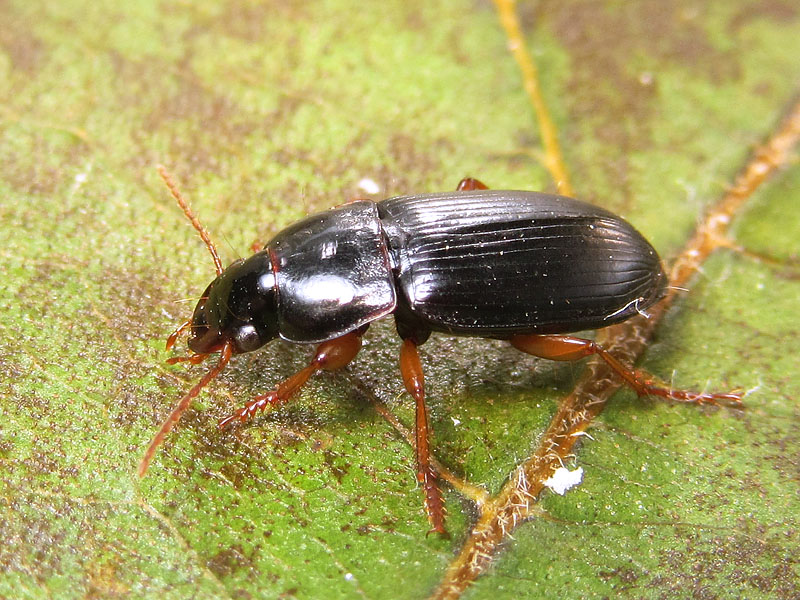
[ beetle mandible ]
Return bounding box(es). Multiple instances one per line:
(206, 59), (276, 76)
(139, 169), (741, 535)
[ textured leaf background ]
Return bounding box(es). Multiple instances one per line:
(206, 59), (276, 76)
(1, 1), (799, 598)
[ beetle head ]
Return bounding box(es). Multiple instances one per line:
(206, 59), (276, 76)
(140, 167), (283, 480)
(188, 251), (279, 355)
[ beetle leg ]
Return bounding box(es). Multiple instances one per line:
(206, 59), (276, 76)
(218, 329), (365, 429)
(456, 177), (489, 191)
(166, 352), (212, 365)
(510, 334), (743, 407)
(399, 338), (448, 536)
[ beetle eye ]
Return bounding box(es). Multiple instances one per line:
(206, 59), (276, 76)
(233, 324), (263, 353)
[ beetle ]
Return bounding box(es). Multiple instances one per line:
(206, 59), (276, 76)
(139, 169), (741, 535)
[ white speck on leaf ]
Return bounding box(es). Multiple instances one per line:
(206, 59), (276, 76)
(357, 178), (380, 195)
(543, 466), (584, 495)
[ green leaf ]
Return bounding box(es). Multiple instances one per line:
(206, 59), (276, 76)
(1, 1), (798, 599)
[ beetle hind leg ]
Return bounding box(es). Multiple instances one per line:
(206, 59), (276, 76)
(399, 338), (448, 536)
(218, 329), (365, 429)
(456, 177), (489, 191)
(510, 334), (743, 407)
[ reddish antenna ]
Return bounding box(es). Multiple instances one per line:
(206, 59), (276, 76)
(138, 167), (232, 478)
(138, 342), (234, 477)
(157, 165), (224, 276)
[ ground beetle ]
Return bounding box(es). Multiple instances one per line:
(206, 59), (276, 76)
(139, 170), (741, 535)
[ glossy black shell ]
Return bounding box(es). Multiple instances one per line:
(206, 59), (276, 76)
(263, 190), (665, 344)
(269, 201), (395, 342)
(379, 191), (665, 338)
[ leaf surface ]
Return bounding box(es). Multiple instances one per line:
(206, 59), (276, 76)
(1, 1), (799, 599)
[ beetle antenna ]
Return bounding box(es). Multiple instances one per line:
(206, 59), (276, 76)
(138, 341), (234, 477)
(157, 165), (224, 276)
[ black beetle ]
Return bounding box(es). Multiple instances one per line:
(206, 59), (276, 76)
(139, 171), (741, 534)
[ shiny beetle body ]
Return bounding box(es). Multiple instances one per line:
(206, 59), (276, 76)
(141, 173), (739, 536)
(191, 190), (665, 354)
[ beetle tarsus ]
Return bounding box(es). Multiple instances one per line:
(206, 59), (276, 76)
(218, 331), (365, 430)
(220, 400), (259, 428)
(400, 338), (448, 535)
(510, 333), (744, 408)
(629, 375), (743, 407)
(218, 390), (280, 429)
(218, 367), (315, 429)
(166, 352), (210, 365)
(420, 466), (448, 537)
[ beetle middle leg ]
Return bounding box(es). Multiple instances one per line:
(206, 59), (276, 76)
(510, 334), (742, 406)
(399, 337), (447, 536)
(218, 328), (366, 428)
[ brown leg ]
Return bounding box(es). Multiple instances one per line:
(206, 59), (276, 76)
(510, 334), (742, 406)
(456, 177), (489, 191)
(219, 329), (365, 428)
(399, 338), (447, 536)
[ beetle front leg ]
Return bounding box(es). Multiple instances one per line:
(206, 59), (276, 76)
(219, 329), (365, 429)
(399, 338), (447, 536)
(510, 334), (742, 406)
